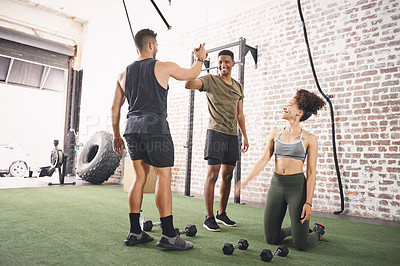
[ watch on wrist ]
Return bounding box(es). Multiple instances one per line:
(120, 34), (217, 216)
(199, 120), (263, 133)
(197, 57), (204, 62)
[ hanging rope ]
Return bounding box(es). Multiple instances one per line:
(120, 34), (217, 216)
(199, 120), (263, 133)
(297, 0), (345, 214)
(122, 0), (135, 42)
(150, 0), (172, 30)
(122, 0), (172, 43)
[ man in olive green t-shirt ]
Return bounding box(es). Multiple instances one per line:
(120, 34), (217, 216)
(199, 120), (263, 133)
(185, 50), (249, 232)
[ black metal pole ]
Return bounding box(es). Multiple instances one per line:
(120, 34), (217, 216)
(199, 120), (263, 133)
(233, 38), (246, 204)
(184, 52), (195, 196)
(63, 65), (77, 176)
(297, 0), (344, 214)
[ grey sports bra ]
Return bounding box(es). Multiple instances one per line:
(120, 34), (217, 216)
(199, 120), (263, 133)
(274, 128), (307, 162)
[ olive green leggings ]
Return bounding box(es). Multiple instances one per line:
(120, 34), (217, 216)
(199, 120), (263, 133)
(264, 172), (320, 251)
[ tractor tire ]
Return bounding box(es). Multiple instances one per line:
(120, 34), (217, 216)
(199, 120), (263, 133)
(77, 131), (122, 184)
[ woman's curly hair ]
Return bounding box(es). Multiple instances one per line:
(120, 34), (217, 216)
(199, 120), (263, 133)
(294, 89), (326, 122)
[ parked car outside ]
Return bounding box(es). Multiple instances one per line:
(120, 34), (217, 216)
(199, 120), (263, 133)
(0, 142), (31, 177)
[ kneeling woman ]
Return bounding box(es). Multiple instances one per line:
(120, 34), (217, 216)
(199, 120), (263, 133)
(239, 89), (326, 251)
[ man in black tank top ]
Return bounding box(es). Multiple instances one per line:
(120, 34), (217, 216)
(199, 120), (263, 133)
(111, 29), (207, 251)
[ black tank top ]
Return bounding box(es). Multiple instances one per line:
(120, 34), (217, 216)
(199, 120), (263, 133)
(124, 58), (170, 135)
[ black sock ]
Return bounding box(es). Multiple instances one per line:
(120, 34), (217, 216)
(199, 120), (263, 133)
(129, 213), (142, 234)
(160, 215), (177, 237)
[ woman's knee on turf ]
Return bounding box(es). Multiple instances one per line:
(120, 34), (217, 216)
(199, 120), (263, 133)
(265, 231), (281, 245)
(292, 238), (308, 251)
(266, 237), (280, 245)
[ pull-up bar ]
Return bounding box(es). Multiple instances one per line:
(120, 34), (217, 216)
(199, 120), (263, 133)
(206, 41), (240, 53)
(184, 38), (258, 204)
(203, 40), (258, 68)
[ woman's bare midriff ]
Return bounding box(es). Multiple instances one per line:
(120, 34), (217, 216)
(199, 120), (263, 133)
(274, 157), (304, 175)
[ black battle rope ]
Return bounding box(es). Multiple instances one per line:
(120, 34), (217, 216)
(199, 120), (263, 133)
(122, 0), (172, 45)
(122, 0), (135, 42)
(150, 0), (172, 30)
(297, 0), (345, 214)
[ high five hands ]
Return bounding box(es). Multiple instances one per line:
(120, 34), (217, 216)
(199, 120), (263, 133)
(194, 43), (208, 59)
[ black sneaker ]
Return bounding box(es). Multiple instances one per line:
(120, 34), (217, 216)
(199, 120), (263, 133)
(203, 216), (221, 232)
(215, 211), (237, 227)
(156, 234), (194, 251)
(124, 231), (154, 246)
(313, 222), (325, 240)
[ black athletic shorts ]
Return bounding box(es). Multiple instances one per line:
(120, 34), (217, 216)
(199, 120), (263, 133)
(204, 129), (239, 166)
(124, 133), (174, 167)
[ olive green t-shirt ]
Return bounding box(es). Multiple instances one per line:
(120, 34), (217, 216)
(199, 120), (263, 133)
(199, 74), (244, 136)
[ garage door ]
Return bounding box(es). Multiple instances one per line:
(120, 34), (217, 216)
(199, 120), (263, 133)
(0, 26), (76, 170)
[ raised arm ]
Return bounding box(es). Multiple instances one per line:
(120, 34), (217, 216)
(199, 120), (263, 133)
(164, 61), (203, 81)
(301, 134), (318, 223)
(156, 44), (207, 85)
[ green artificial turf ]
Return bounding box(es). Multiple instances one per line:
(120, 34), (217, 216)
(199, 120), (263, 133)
(1, 186), (399, 265)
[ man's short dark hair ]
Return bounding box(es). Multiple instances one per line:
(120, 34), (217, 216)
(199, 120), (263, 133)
(134, 29), (157, 51)
(218, 50), (234, 61)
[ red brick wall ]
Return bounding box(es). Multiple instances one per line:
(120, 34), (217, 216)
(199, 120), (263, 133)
(158, 0), (399, 221)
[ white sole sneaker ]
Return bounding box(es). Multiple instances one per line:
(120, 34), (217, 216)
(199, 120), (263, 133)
(215, 218), (237, 227)
(203, 223), (221, 232)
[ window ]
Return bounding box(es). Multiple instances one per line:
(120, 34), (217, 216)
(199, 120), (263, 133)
(0, 26), (75, 92)
(0, 55), (66, 92)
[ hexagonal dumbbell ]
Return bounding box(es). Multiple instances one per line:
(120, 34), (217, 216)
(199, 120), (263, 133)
(222, 239), (249, 255)
(143, 220), (161, 232)
(174, 224), (197, 237)
(260, 245), (289, 262)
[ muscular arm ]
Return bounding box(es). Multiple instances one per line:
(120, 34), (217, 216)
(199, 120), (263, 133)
(185, 79), (203, 90)
(237, 100), (249, 152)
(111, 73), (126, 155)
(163, 61), (203, 81)
(301, 134), (318, 223)
(155, 43), (207, 87)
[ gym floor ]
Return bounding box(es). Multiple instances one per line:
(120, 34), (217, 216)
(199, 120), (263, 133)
(0, 175), (84, 189)
(1, 176), (399, 229)
(1, 185), (399, 265)
(0, 175), (119, 189)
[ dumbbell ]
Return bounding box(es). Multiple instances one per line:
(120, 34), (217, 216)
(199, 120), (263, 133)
(260, 245), (289, 262)
(174, 224), (197, 237)
(143, 220), (161, 232)
(222, 239), (249, 255)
